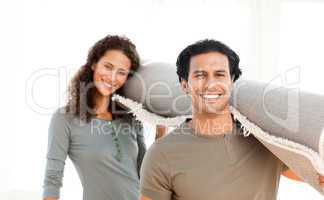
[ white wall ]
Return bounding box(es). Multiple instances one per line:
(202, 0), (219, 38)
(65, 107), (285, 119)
(1, 0), (323, 199)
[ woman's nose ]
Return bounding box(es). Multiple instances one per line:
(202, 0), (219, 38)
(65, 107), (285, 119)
(103, 70), (117, 82)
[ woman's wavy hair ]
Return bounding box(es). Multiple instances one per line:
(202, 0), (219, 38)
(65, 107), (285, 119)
(65, 35), (140, 122)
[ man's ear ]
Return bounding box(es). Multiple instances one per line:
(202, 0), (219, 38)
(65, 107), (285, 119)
(180, 79), (190, 94)
(229, 79), (234, 90)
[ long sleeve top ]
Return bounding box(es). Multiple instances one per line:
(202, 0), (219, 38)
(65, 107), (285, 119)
(43, 108), (144, 200)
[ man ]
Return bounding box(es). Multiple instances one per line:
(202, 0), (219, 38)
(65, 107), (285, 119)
(140, 39), (324, 200)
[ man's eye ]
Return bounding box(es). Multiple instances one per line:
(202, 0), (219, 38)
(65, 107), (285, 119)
(195, 74), (205, 78)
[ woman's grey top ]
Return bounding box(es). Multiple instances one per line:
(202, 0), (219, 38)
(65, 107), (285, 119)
(42, 108), (144, 200)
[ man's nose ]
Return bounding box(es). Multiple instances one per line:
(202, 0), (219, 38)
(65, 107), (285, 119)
(206, 78), (222, 90)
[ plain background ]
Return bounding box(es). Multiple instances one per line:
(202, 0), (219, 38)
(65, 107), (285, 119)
(1, 0), (324, 199)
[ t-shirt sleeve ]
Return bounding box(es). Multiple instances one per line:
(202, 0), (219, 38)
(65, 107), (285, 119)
(42, 108), (71, 198)
(140, 142), (172, 200)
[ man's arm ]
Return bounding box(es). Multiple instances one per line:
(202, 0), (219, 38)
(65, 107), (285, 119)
(43, 198), (58, 200)
(140, 195), (152, 200)
(282, 169), (324, 187)
(281, 169), (303, 182)
(140, 142), (172, 200)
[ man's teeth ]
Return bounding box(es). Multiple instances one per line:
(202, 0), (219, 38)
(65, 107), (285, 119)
(202, 94), (221, 99)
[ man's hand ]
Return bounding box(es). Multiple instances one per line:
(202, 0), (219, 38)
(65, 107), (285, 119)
(318, 173), (324, 187)
(140, 195), (152, 200)
(43, 197), (58, 200)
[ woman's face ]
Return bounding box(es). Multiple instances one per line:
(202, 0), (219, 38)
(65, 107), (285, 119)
(92, 50), (132, 97)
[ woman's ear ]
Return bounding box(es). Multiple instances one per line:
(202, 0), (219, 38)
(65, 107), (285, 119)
(91, 64), (96, 71)
(180, 79), (190, 94)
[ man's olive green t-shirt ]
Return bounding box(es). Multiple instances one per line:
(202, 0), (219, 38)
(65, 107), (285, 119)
(140, 121), (288, 200)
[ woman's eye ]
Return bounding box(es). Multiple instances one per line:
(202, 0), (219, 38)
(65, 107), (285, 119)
(118, 71), (127, 76)
(104, 65), (113, 70)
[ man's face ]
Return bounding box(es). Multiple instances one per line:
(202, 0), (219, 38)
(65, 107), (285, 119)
(181, 51), (233, 115)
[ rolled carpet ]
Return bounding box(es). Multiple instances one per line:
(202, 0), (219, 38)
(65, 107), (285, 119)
(112, 61), (324, 195)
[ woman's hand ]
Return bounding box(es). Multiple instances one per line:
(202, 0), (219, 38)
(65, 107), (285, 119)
(155, 125), (167, 139)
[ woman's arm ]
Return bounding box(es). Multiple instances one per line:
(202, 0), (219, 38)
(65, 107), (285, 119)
(43, 109), (71, 199)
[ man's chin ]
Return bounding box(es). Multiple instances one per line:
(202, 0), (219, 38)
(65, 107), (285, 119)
(202, 104), (231, 115)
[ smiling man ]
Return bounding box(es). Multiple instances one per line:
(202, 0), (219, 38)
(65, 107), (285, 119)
(139, 39), (324, 200)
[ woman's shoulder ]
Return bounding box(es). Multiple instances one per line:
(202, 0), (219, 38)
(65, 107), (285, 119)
(51, 107), (68, 120)
(50, 106), (77, 127)
(121, 113), (143, 125)
(117, 113), (144, 134)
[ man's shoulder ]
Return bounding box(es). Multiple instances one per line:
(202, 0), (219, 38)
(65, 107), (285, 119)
(147, 123), (193, 155)
(156, 123), (193, 143)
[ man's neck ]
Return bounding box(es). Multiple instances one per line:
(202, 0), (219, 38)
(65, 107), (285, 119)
(190, 108), (234, 136)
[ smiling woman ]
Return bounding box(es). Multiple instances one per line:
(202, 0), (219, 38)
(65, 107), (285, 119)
(42, 35), (165, 200)
(65, 35), (140, 122)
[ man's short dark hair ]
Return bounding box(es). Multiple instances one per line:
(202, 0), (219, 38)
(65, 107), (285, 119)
(176, 39), (242, 82)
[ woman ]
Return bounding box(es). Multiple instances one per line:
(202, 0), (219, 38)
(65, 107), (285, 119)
(42, 35), (166, 200)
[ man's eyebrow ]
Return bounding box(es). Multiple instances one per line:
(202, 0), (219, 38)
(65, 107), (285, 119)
(215, 69), (226, 73)
(192, 70), (207, 74)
